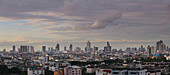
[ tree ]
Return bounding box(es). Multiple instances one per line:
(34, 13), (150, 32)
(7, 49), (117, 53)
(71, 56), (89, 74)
(10, 67), (22, 74)
(45, 67), (54, 75)
(0, 65), (8, 75)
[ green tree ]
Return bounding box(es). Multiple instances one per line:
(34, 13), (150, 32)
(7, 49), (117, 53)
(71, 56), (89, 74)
(0, 65), (8, 75)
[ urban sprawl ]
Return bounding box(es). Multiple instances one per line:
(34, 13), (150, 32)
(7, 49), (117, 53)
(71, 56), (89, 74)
(0, 40), (170, 75)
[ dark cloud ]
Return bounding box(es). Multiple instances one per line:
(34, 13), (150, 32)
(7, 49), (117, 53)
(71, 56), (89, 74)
(0, 0), (170, 39)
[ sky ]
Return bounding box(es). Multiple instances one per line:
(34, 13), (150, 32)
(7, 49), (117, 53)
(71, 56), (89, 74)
(0, 0), (170, 51)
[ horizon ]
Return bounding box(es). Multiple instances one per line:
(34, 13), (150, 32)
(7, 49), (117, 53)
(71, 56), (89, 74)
(1, 40), (170, 51)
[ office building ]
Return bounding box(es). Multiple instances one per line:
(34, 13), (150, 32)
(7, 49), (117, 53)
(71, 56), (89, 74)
(42, 46), (46, 52)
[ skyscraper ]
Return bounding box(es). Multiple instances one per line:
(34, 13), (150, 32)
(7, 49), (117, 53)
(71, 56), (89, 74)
(42, 46), (46, 52)
(18, 45), (34, 53)
(94, 46), (98, 52)
(147, 45), (152, 57)
(106, 42), (111, 53)
(13, 45), (15, 52)
(56, 44), (60, 51)
(86, 41), (91, 53)
(155, 40), (166, 53)
(30, 46), (34, 53)
(69, 44), (73, 51)
(64, 46), (67, 51)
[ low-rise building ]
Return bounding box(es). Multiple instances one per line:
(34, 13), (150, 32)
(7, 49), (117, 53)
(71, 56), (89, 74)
(27, 67), (45, 75)
(64, 66), (82, 75)
(147, 71), (161, 75)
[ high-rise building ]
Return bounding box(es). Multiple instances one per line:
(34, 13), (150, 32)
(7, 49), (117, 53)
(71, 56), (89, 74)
(18, 45), (34, 53)
(69, 44), (73, 51)
(151, 46), (155, 54)
(3, 49), (6, 52)
(28, 46), (34, 53)
(86, 41), (92, 53)
(155, 40), (166, 53)
(75, 47), (81, 52)
(106, 42), (112, 53)
(48, 47), (51, 51)
(64, 46), (67, 51)
(56, 44), (60, 51)
(13, 45), (15, 52)
(94, 46), (98, 52)
(104, 46), (107, 52)
(19, 45), (28, 53)
(42, 46), (46, 52)
(140, 45), (145, 52)
(147, 45), (152, 57)
(126, 47), (131, 53)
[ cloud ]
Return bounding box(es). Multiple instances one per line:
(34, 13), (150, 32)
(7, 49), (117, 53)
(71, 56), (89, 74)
(0, 0), (170, 44)
(73, 11), (122, 30)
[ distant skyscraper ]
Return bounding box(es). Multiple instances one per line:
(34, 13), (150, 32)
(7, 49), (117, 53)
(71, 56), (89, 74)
(29, 46), (34, 53)
(13, 45), (15, 52)
(56, 44), (60, 51)
(3, 49), (6, 52)
(51, 47), (53, 51)
(18, 45), (34, 53)
(75, 47), (81, 52)
(147, 45), (152, 57)
(86, 41), (91, 53)
(94, 46), (98, 52)
(69, 44), (73, 51)
(126, 47), (131, 53)
(19, 45), (27, 53)
(140, 45), (145, 52)
(151, 46), (155, 54)
(155, 40), (166, 53)
(106, 42), (112, 53)
(64, 46), (67, 51)
(42, 46), (46, 52)
(48, 47), (51, 51)
(104, 46), (107, 52)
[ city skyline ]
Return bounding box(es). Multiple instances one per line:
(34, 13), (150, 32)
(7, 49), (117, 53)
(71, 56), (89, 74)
(0, 0), (170, 50)
(1, 40), (170, 52)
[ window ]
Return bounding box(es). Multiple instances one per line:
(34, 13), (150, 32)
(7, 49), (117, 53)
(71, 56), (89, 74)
(130, 72), (137, 74)
(113, 72), (119, 74)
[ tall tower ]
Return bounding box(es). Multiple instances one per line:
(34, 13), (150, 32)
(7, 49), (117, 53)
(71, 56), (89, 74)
(13, 45), (15, 52)
(56, 44), (60, 51)
(106, 42), (111, 53)
(155, 40), (166, 54)
(30, 46), (34, 53)
(86, 41), (91, 53)
(64, 46), (67, 51)
(42, 46), (46, 52)
(147, 45), (152, 57)
(69, 44), (73, 51)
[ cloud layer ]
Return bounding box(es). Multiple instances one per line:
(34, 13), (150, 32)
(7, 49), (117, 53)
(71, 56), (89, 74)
(0, 0), (170, 50)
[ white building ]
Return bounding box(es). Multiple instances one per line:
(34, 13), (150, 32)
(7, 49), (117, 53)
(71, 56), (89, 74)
(165, 56), (170, 60)
(96, 68), (112, 75)
(27, 67), (45, 75)
(49, 63), (59, 72)
(64, 66), (82, 75)
(128, 69), (147, 75)
(147, 71), (161, 75)
(96, 68), (147, 75)
(112, 70), (127, 75)
(86, 67), (96, 73)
